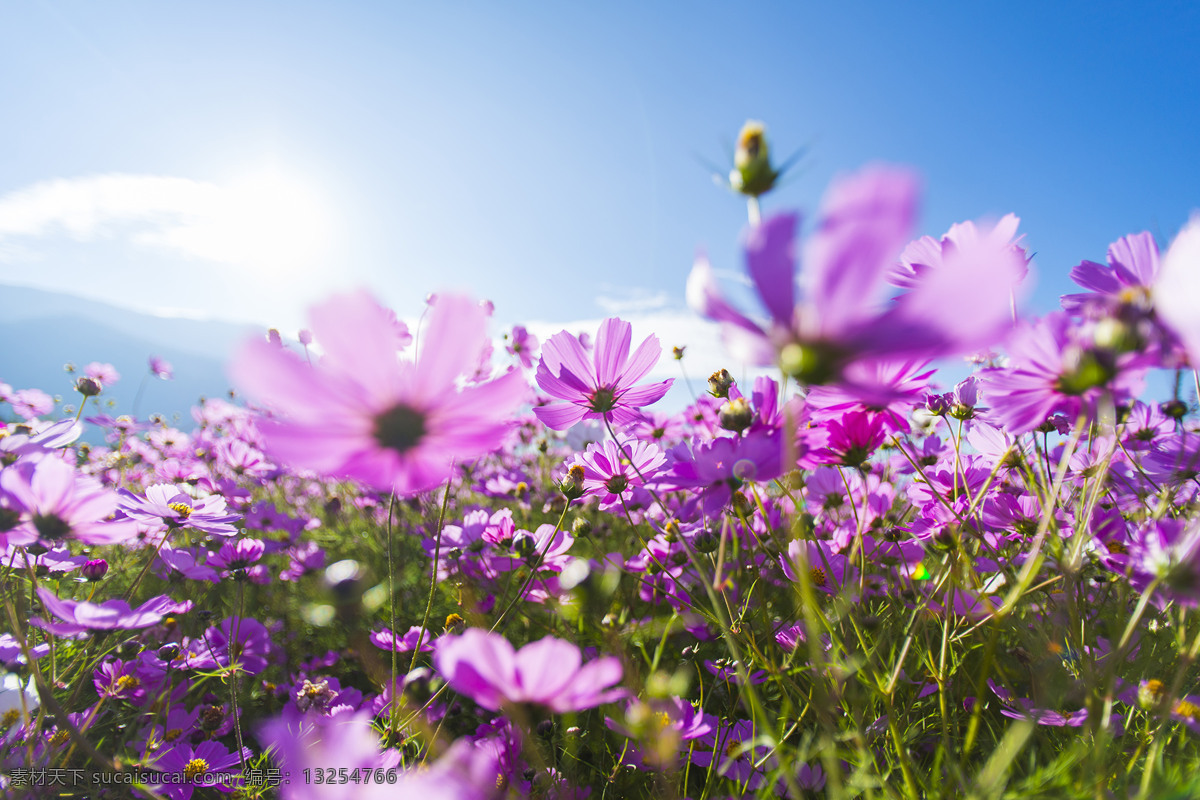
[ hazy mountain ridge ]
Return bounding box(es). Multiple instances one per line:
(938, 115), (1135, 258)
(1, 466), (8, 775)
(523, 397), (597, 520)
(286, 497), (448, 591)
(1, 284), (257, 425)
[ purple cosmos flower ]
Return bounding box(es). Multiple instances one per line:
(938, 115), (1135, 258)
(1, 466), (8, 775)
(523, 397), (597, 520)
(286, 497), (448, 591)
(435, 628), (624, 713)
(32, 587), (190, 637)
(661, 430), (783, 514)
(231, 290), (526, 495)
(186, 616), (272, 675)
(155, 546), (219, 583)
(370, 625), (436, 653)
(533, 317), (673, 430)
(688, 167), (1026, 387)
(118, 483), (240, 537)
(1061, 231), (1159, 316)
(987, 680), (1088, 727)
(891, 213), (1029, 290)
(259, 709), (475, 800)
(781, 540), (852, 596)
(981, 312), (1145, 435)
(1124, 518), (1200, 607)
(146, 739), (247, 800)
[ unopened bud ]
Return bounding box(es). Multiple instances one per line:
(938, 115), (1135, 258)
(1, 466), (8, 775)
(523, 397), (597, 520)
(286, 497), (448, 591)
(693, 529), (718, 553)
(81, 558), (108, 581)
(560, 464), (586, 500)
(75, 377), (102, 397)
(729, 120), (779, 198)
(572, 517), (593, 538)
(708, 369), (734, 399)
(718, 397), (753, 433)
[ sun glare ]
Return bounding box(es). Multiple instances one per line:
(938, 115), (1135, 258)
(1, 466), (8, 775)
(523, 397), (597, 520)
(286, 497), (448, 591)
(157, 166), (336, 275)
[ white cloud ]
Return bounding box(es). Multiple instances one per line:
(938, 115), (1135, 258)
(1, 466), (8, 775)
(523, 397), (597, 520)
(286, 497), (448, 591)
(0, 170), (335, 273)
(594, 286), (672, 315)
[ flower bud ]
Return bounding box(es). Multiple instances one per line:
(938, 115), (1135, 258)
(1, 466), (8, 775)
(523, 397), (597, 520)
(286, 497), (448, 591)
(559, 464), (586, 500)
(571, 517), (593, 538)
(672, 346), (686, 361)
(693, 528), (718, 553)
(75, 377), (102, 397)
(708, 369), (734, 399)
(81, 558), (108, 581)
(718, 397), (754, 433)
(728, 120), (779, 198)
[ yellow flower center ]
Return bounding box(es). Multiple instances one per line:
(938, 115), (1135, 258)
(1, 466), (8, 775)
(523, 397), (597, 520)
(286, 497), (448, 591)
(168, 502), (193, 518)
(183, 758), (210, 781)
(1176, 700), (1200, 721)
(164, 728), (182, 742)
(810, 567), (827, 588)
(116, 675), (141, 692)
(1, 709), (19, 728)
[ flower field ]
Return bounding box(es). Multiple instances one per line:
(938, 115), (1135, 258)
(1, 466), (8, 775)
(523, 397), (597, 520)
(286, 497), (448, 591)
(5, 125), (1200, 799)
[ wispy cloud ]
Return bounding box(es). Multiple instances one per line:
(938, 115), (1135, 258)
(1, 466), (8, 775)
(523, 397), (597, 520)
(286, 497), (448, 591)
(594, 285), (673, 315)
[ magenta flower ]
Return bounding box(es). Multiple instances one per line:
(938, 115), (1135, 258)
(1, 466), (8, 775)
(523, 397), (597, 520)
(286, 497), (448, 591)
(688, 166), (1026, 386)
(435, 628), (624, 712)
(32, 587), (190, 637)
(231, 290), (526, 494)
(534, 317), (673, 430)
(118, 483), (240, 537)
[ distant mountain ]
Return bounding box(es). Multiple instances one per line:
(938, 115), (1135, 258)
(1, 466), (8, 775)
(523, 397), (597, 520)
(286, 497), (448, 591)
(0, 284), (259, 427)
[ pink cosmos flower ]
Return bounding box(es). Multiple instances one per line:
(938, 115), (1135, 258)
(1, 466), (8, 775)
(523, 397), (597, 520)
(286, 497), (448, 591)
(83, 362), (120, 386)
(231, 290), (527, 495)
(506, 324), (540, 369)
(534, 317), (673, 430)
(1, 457), (136, 547)
(569, 439), (667, 506)
(435, 628), (625, 713)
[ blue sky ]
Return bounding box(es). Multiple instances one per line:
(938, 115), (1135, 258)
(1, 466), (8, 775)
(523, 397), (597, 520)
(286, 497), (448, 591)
(1, 1), (1198, 386)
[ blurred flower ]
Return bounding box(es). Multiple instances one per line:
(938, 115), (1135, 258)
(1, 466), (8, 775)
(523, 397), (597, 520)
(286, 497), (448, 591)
(32, 587), (189, 636)
(149, 356), (174, 380)
(231, 290), (526, 495)
(435, 628), (624, 712)
(689, 167), (1025, 391)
